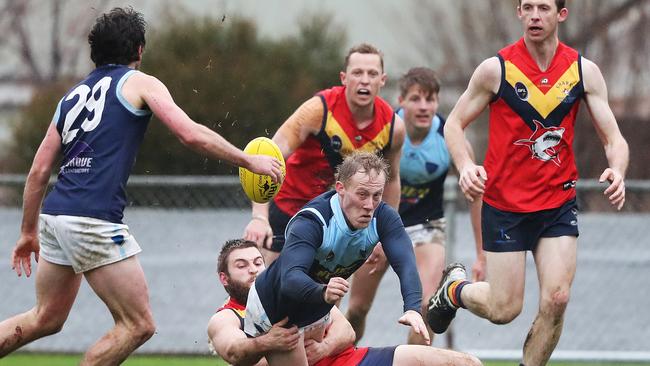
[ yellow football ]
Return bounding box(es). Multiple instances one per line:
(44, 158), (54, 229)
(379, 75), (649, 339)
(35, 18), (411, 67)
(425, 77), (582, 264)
(239, 137), (286, 203)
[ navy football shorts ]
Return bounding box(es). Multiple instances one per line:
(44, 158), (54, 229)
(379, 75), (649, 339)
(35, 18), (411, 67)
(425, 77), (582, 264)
(358, 346), (397, 366)
(482, 198), (579, 252)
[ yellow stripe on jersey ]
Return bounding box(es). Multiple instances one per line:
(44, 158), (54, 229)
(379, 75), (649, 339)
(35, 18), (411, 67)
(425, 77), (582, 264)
(504, 60), (580, 119)
(233, 308), (246, 318)
(324, 112), (392, 156)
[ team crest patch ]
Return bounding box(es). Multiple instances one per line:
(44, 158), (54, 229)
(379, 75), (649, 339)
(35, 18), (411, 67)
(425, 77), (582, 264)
(514, 120), (565, 166)
(330, 135), (342, 152)
(514, 82), (529, 101)
(556, 80), (577, 103)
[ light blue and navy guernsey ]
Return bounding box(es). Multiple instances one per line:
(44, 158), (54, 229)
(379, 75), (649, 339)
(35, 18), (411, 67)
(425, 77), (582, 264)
(42, 65), (152, 223)
(255, 190), (421, 328)
(397, 108), (450, 227)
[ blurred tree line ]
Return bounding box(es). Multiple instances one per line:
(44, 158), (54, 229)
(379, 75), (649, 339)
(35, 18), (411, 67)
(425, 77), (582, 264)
(4, 9), (345, 175)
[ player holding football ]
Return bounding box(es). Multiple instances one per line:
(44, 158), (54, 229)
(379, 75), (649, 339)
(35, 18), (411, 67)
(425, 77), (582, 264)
(243, 43), (405, 340)
(0, 7), (280, 364)
(427, 1), (629, 365)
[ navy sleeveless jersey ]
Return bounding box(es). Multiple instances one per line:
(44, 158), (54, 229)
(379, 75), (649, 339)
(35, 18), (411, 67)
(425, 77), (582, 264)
(42, 65), (152, 223)
(397, 109), (450, 227)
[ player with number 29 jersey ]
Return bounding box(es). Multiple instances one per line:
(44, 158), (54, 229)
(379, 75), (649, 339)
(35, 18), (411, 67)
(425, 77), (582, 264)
(42, 65), (152, 223)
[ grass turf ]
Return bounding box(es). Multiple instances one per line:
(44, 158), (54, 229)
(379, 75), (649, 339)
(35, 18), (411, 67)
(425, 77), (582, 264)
(1, 354), (649, 366)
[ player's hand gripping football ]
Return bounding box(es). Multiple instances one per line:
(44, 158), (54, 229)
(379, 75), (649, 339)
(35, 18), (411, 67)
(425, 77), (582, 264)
(323, 277), (349, 304)
(458, 163), (487, 202)
(600, 168), (625, 210)
(245, 154), (284, 184)
(398, 310), (430, 345)
(11, 233), (40, 277)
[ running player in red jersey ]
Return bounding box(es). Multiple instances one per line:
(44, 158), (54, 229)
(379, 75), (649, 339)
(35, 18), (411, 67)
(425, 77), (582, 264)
(427, 1), (629, 365)
(208, 239), (482, 366)
(243, 43), (405, 341)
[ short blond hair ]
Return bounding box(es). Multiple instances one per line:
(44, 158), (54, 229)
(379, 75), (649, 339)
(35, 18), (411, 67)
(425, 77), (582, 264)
(335, 152), (389, 186)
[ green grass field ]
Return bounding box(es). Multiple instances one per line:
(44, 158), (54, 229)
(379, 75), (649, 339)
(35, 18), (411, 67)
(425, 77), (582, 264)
(0, 353), (649, 366)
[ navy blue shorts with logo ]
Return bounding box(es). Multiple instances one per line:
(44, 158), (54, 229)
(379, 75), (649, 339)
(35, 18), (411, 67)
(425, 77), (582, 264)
(482, 198), (579, 252)
(358, 346), (397, 366)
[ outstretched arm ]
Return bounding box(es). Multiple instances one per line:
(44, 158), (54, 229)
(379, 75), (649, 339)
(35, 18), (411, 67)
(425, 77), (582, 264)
(12, 122), (61, 277)
(582, 57), (629, 210)
(377, 206), (429, 344)
(126, 72), (282, 182)
(445, 57), (500, 202)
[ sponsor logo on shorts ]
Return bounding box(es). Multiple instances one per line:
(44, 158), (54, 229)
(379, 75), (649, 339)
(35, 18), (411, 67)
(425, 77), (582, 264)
(495, 228), (516, 245)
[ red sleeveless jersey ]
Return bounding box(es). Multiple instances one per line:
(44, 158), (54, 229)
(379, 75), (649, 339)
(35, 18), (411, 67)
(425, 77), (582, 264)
(274, 86), (395, 215)
(484, 38), (583, 212)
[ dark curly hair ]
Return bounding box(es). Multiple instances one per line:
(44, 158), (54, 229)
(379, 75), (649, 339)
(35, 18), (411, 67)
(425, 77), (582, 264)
(88, 7), (146, 67)
(217, 239), (259, 275)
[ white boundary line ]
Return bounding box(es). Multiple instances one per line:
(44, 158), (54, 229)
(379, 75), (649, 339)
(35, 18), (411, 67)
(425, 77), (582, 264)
(469, 350), (650, 362)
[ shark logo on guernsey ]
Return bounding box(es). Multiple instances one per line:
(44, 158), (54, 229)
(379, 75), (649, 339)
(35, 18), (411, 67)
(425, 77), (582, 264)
(514, 120), (565, 166)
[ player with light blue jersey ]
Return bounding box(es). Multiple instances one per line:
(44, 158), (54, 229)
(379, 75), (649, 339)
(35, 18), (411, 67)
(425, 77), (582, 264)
(244, 152), (429, 366)
(254, 190), (418, 328)
(1, 8), (282, 363)
(397, 108), (449, 227)
(395, 68), (483, 345)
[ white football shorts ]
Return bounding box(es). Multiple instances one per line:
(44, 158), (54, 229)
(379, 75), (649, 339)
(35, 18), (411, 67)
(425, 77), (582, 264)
(244, 282), (330, 338)
(39, 214), (141, 273)
(404, 217), (446, 247)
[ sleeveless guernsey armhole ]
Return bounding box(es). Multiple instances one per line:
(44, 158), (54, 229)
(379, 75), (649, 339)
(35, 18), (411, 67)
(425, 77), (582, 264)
(116, 70), (152, 116)
(386, 113), (396, 151)
(317, 95), (328, 135)
(51, 98), (63, 125)
(490, 55), (506, 104)
(578, 54), (585, 100)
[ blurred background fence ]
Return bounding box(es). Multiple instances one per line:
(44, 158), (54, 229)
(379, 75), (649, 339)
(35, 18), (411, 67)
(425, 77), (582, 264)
(1, 174), (649, 361)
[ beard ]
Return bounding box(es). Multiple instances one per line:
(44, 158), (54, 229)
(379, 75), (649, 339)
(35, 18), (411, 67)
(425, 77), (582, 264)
(224, 278), (251, 305)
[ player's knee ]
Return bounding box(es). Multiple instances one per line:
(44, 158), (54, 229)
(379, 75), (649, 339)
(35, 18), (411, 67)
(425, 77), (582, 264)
(347, 302), (371, 318)
(34, 307), (68, 336)
(489, 303), (522, 324)
(124, 311), (156, 344)
(465, 354), (483, 366)
(132, 319), (156, 344)
(540, 289), (570, 317)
